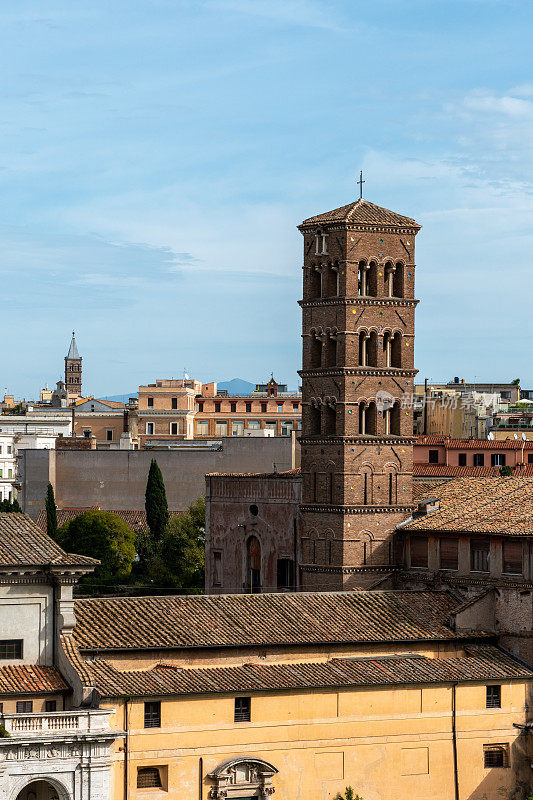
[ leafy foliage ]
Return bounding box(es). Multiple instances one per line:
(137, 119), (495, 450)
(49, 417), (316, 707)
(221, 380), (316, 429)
(134, 496), (205, 591)
(512, 378), (521, 385)
(335, 788), (364, 800)
(45, 483), (58, 539)
(0, 498), (21, 513)
(57, 510), (136, 587)
(145, 459), (169, 543)
(500, 465), (513, 477)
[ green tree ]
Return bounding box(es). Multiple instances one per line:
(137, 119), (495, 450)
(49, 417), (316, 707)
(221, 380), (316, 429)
(0, 498), (21, 513)
(58, 510), (136, 587)
(500, 465), (513, 477)
(145, 459), (169, 543)
(335, 789), (364, 800)
(512, 378), (521, 385)
(45, 483), (58, 540)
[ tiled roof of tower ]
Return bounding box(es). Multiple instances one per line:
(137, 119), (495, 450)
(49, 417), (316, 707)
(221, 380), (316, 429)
(65, 646), (530, 698)
(300, 198), (420, 228)
(0, 664), (68, 695)
(72, 590), (485, 652)
(0, 513), (99, 568)
(401, 476), (533, 535)
(66, 333), (80, 360)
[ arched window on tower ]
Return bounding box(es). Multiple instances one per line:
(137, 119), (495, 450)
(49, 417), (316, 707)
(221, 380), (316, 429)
(365, 401), (377, 436)
(246, 536), (261, 593)
(386, 470), (397, 505)
(357, 261), (368, 296)
(390, 401), (401, 435)
(391, 333), (402, 368)
(308, 403), (321, 435)
(367, 331), (378, 367)
(309, 333), (322, 368)
(384, 261), (395, 297)
(358, 332), (368, 367)
(308, 265), (321, 298)
(367, 261), (378, 297)
(324, 333), (337, 368)
(315, 230), (328, 255)
(393, 262), (404, 297)
(383, 332), (392, 367)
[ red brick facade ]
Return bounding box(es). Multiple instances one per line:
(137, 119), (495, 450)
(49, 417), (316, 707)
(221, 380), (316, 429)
(298, 199), (420, 589)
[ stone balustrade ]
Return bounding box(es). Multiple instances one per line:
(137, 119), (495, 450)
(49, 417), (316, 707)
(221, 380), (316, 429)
(1, 708), (112, 736)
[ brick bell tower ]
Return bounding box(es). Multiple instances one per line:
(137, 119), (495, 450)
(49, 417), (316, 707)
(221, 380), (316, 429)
(297, 191), (421, 590)
(65, 331), (82, 400)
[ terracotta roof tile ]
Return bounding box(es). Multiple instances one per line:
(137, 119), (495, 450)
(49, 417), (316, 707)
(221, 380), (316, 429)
(414, 464), (502, 477)
(73, 591), (479, 652)
(300, 199), (420, 229)
(412, 480), (450, 500)
(0, 664), (68, 695)
(81, 646), (530, 698)
(402, 476), (533, 535)
(415, 436), (533, 450)
(0, 513), (98, 568)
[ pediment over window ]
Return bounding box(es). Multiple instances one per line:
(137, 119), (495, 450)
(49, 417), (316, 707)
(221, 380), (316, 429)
(208, 757), (278, 799)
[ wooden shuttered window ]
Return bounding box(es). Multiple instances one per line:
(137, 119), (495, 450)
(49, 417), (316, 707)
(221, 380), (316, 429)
(440, 537), (458, 570)
(502, 539), (523, 575)
(471, 539), (490, 572)
(410, 536), (428, 568)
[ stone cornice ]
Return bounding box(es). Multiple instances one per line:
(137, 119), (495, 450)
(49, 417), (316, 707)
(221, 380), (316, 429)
(299, 368), (417, 377)
(300, 504), (416, 514)
(298, 223), (420, 235)
(299, 435), (415, 445)
(299, 564), (400, 574)
(299, 297), (418, 309)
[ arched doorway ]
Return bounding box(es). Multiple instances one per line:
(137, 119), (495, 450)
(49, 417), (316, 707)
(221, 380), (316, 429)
(16, 781), (64, 800)
(246, 536), (261, 593)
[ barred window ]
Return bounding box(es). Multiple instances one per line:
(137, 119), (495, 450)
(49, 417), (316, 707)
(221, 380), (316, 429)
(16, 701), (33, 713)
(0, 639), (23, 659)
(144, 701), (161, 728)
(234, 696), (251, 722)
(486, 685), (501, 709)
(483, 744), (509, 768)
(137, 767), (162, 788)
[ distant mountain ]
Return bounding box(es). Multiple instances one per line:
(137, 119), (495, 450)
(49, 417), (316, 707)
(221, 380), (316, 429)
(101, 393), (138, 403)
(217, 378), (256, 395)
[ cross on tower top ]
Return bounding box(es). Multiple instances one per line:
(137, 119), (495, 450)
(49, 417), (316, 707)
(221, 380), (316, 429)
(357, 170), (365, 200)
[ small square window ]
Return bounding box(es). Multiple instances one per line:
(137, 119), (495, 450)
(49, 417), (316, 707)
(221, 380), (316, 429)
(137, 767), (163, 789)
(215, 402), (221, 413)
(45, 699), (57, 712)
(0, 639), (23, 659)
(483, 744), (508, 768)
(486, 685), (501, 709)
(171, 423), (178, 435)
(491, 453), (505, 467)
(147, 397), (154, 408)
(528, 453), (533, 464)
(261, 403), (267, 413)
(144, 701), (161, 728)
(458, 453), (467, 466)
(146, 423), (154, 436)
(172, 397), (178, 410)
(198, 402), (204, 412)
(230, 402), (237, 413)
(246, 403), (252, 413)
(293, 403), (299, 411)
(428, 450), (439, 464)
(16, 701), (33, 714)
(277, 404), (284, 413)
(234, 696), (251, 722)
(106, 429), (113, 441)
(473, 453), (485, 466)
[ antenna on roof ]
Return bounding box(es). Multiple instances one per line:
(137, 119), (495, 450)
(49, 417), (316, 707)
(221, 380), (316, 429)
(522, 433), (527, 441)
(357, 170), (365, 200)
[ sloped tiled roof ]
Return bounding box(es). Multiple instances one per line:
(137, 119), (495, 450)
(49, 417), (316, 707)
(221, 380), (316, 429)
(73, 591), (479, 652)
(402, 477), (533, 535)
(415, 435), (533, 450)
(0, 664), (68, 695)
(72, 646), (530, 698)
(414, 464), (503, 477)
(0, 513), (99, 568)
(300, 198), (420, 229)
(412, 479), (450, 500)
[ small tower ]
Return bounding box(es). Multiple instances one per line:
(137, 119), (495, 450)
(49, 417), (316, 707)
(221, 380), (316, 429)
(298, 194), (421, 590)
(65, 332), (82, 400)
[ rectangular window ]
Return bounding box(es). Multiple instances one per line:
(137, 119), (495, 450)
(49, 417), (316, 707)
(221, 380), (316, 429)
(277, 558), (294, 591)
(137, 767), (163, 789)
(471, 539), (490, 572)
(16, 701), (33, 714)
(196, 421), (209, 435)
(458, 453), (467, 466)
(486, 685), (501, 709)
(247, 420), (260, 429)
(529, 454), (533, 464)
(410, 536), (428, 568)
(215, 402), (221, 413)
(293, 402), (299, 411)
(0, 445), (3, 454)
(170, 422), (178, 435)
(83, 429), (91, 438)
(106, 429), (113, 441)
(0, 639), (23, 659)
(198, 402), (204, 412)
(144, 701), (161, 728)
(7, 446), (11, 455)
(246, 402), (252, 413)
(232, 421), (244, 436)
(212, 551), (222, 586)
(0, 470), (3, 478)
(440, 538), (458, 571)
(261, 402), (267, 413)
(502, 540), (523, 575)
(277, 404), (284, 413)
(428, 449), (439, 464)
(146, 422), (154, 435)
(234, 696), (251, 722)
(483, 745), (509, 768)
(172, 397), (178, 409)
(147, 397), (154, 408)
(45, 700), (57, 712)
(215, 421), (227, 436)
(491, 453), (506, 467)
(230, 402), (237, 413)
(473, 453), (485, 466)
(8, 469), (12, 479)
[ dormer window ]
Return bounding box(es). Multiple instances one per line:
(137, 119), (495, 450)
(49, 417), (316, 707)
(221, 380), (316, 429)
(315, 231), (328, 255)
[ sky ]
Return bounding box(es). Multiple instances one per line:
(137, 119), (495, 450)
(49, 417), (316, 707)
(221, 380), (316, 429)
(2, 0), (533, 397)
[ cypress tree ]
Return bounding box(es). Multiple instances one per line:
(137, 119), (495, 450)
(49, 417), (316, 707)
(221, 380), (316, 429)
(45, 482), (58, 539)
(145, 459), (169, 542)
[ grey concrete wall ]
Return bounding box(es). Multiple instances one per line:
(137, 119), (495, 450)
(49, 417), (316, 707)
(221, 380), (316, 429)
(21, 436), (298, 519)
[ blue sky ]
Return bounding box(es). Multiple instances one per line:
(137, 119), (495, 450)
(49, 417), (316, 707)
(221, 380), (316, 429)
(3, 0), (533, 397)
